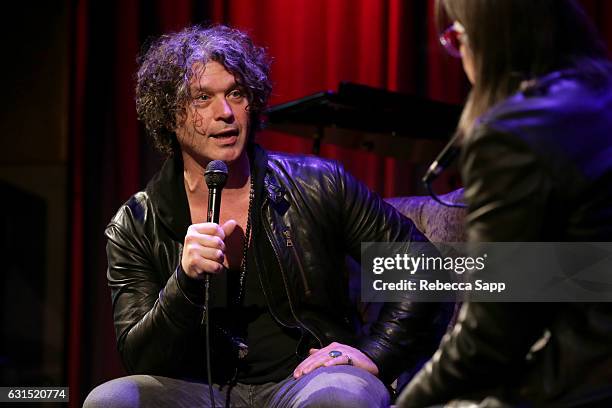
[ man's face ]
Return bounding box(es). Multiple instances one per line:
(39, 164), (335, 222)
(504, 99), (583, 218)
(175, 61), (250, 165)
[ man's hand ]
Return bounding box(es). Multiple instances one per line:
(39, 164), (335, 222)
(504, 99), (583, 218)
(292, 342), (379, 378)
(181, 220), (237, 279)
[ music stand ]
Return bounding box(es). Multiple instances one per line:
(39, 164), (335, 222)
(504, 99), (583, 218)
(265, 82), (462, 162)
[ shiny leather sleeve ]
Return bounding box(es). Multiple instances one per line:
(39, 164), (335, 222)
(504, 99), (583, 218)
(105, 193), (204, 375)
(334, 164), (452, 384)
(397, 124), (553, 406)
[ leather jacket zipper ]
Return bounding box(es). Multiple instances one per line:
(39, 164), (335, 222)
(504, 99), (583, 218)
(261, 205), (323, 348)
(282, 228), (312, 297)
(254, 257), (298, 330)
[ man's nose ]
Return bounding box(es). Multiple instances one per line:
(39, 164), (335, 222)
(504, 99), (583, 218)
(214, 97), (234, 122)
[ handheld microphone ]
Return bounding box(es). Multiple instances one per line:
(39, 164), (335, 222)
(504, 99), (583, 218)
(422, 132), (467, 208)
(202, 159), (228, 408)
(422, 131), (461, 185)
(205, 160), (229, 223)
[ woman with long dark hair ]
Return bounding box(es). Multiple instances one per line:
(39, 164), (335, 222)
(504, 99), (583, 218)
(397, 1), (612, 406)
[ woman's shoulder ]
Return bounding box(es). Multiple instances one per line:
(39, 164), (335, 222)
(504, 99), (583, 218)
(473, 72), (612, 151)
(480, 71), (612, 132)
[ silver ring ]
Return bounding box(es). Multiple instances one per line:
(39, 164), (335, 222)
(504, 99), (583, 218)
(328, 350), (342, 358)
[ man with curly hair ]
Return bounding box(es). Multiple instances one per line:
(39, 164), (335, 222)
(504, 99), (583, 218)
(84, 25), (448, 407)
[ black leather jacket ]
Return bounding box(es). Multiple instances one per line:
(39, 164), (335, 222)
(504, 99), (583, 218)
(106, 145), (449, 384)
(397, 71), (612, 407)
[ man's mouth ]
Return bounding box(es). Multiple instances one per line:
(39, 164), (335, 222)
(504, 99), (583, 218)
(211, 128), (239, 138)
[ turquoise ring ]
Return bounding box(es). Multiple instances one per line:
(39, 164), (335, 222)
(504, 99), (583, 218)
(328, 350), (342, 358)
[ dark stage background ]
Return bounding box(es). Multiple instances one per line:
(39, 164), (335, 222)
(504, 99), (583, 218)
(1, 1), (611, 407)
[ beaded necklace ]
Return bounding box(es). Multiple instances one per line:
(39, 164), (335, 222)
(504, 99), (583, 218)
(236, 172), (254, 306)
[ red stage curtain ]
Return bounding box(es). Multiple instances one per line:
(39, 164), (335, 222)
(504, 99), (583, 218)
(210, 0), (465, 196)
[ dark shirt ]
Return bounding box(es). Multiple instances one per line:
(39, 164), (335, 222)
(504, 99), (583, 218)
(237, 243), (301, 383)
(208, 237), (301, 384)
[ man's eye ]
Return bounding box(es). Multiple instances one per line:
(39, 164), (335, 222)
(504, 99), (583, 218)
(229, 89), (244, 99)
(197, 94), (211, 101)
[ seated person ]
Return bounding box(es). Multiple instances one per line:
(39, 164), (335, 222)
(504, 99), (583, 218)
(398, 0), (612, 406)
(84, 24), (450, 408)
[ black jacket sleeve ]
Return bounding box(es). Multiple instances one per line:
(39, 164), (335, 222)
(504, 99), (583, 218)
(105, 198), (205, 375)
(334, 163), (452, 384)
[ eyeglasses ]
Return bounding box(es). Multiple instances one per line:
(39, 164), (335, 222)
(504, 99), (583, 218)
(439, 21), (467, 58)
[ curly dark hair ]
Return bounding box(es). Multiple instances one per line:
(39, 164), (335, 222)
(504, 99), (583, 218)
(135, 25), (272, 156)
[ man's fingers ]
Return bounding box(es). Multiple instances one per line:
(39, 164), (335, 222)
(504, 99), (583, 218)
(300, 359), (326, 375)
(182, 244), (225, 265)
(294, 345), (334, 377)
(190, 222), (226, 239)
(323, 354), (350, 367)
(293, 350), (332, 378)
(293, 356), (314, 378)
(221, 219), (238, 238)
(293, 342), (376, 378)
(184, 233), (226, 252)
(196, 247), (225, 264)
(181, 221), (240, 279)
(294, 357), (318, 378)
(185, 257), (224, 277)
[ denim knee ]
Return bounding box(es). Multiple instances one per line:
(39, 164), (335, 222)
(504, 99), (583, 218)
(83, 376), (146, 408)
(289, 366), (389, 408)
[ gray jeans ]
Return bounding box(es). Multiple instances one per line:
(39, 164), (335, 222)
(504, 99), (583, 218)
(83, 365), (390, 408)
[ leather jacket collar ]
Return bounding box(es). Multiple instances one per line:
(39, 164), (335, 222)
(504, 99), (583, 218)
(145, 144), (285, 242)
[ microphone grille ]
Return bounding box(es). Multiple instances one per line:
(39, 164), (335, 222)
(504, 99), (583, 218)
(204, 160), (228, 188)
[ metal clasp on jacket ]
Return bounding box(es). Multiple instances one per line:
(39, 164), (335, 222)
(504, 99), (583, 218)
(264, 173), (285, 204)
(282, 227), (312, 297)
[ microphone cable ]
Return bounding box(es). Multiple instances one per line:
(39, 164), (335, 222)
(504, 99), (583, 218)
(422, 132), (467, 209)
(202, 160), (229, 408)
(202, 275), (215, 408)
